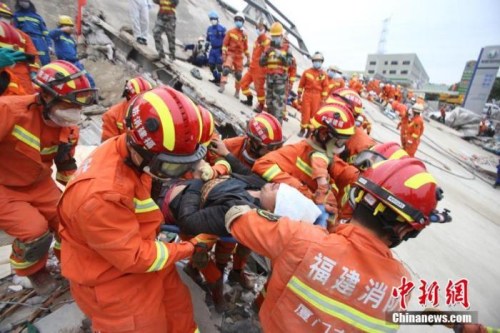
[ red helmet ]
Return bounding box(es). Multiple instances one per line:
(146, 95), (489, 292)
(33, 60), (97, 106)
(354, 158), (439, 231)
(123, 76), (154, 100)
(126, 86), (206, 178)
(311, 103), (355, 139)
(0, 21), (25, 52)
(353, 142), (409, 170)
(333, 87), (363, 115)
(198, 105), (215, 146)
(247, 112), (284, 149)
(0, 3), (13, 18)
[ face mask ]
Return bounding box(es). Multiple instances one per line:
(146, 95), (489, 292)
(327, 71), (335, 79)
(210, 19), (217, 26)
(235, 21), (243, 28)
(313, 61), (322, 69)
(326, 138), (346, 156)
(48, 107), (82, 127)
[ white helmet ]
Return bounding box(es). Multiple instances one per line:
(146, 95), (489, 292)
(234, 12), (245, 22)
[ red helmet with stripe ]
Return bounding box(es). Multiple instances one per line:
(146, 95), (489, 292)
(311, 103), (355, 139)
(198, 105), (215, 146)
(0, 3), (13, 18)
(352, 158), (441, 246)
(353, 142), (409, 170)
(33, 60), (97, 106)
(126, 86), (206, 178)
(0, 21), (25, 52)
(333, 87), (363, 115)
(123, 76), (154, 100)
(247, 112), (284, 148)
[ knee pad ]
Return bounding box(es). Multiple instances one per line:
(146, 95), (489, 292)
(234, 71), (242, 81)
(222, 67), (231, 76)
(12, 231), (53, 262)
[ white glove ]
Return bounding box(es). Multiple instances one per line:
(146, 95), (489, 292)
(200, 163), (215, 181)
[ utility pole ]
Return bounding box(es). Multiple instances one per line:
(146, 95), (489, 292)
(377, 17), (391, 54)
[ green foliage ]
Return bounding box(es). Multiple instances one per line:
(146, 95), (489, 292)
(488, 77), (500, 101)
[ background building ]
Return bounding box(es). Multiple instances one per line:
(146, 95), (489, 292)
(365, 53), (430, 88)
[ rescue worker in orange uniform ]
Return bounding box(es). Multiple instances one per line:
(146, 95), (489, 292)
(240, 19), (269, 112)
(0, 46), (28, 96)
(260, 22), (293, 123)
(58, 86), (210, 333)
(0, 7), (40, 94)
(218, 12), (249, 97)
(325, 65), (345, 96)
(404, 103), (425, 157)
(226, 157), (451, 332)
(393, 100), (409, 145)
(348, 73), (363, 95)
(253, 104), (355, 216)
(0, 60), (97, 295)
(297, 52), (328, 137)
(101, 76), (154, 142)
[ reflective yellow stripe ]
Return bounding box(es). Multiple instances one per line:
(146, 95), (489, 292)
(8, 82), (18, 89)
(262, 164), (281, 181)
(0, 42), (24, 52)
(296, 157), (312, 177)
(17, 16), (40, 24)
(143, 91), (175, 151)
(255, 117), (274, 140)
(229, 33), (239, 40)
(56, 172), (73, 183)
(287, 276), (399, 333)
(404, 172), (436, 190)
(116, 122), (124, 130)
(44, 63), (75, 89)
(388, 149), (408, 160)
(486, 327), (500, 333)
(411, 133), (419, 138)
(321, 91), (328, 97)
(331, 182), (339, 193)
(194, 328), (200, 333)
(53, 240), (61, 250)
(12, 125), (40, 151)
(305, 73), (314, 80)
(134, 198), (159, 213)
(41, 145), (59, 155)
(311, 152), (329, 164)
(215, 159), (231, 172)
(10, 258), (37, 269)
(60, 35), (75, 45)
(146, 241), (169, 272)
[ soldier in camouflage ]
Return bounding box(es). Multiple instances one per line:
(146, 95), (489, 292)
(152, 0), (178, 61)
(259, 22), (293, 123)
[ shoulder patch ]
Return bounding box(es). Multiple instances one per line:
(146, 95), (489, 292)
(257, 209), (280, 221)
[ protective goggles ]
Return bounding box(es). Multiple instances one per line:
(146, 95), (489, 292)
(353, 150), (387, 170)
(33, 72), (98, 106)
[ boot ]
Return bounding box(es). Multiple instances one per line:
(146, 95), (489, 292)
(218, 82), (226, 93)
(253, 103), (264, 113)
(298, 128), (306, 137)
(227, 269), (254, 290)
(241, 94), (253, 106)
(209, 78), (220, 85)
(27, 267), (58, 296)
(207, 277), (226, 313)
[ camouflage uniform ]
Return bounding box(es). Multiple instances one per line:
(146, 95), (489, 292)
(153, 0), (178, 60)
(260, 46), (293, 123)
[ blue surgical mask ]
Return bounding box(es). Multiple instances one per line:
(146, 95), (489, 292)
(313, 61), (322, 69)
(327, 71), (335, 78)
(235, 21), (243, 28)
(210, 19), (218, 26)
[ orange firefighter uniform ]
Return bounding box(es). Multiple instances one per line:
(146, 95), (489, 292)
(0, 95), (78, 276)
(229, 210), (408, 333)
(58, 134), (199, 333)
(101, 99), (129, 142)
(13, 30), (40, 94)
(298, 68), (328, 130)
(240, 32), (269, 109)
(348, 77), (364, 95)
(0, 68), (27, 96)
(404, 114), (424, 157)
(328, 156), (360, 227)
(358, 113), (372, 135)
(325, 76), (345, 96)
(342, 126), (376, 164)
(221, 27), (249, 93)
(393, 101), (408, 145)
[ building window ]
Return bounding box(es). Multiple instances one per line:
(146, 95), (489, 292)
(382, 70), (387, 74)
(389, 70), (396, 74)
(390, 61), (398, 65)
(369, 61), (376, 65)
(384, 61), (388, 65)
(402, 60), (411, 65)
(368, 70), (375, 74)
(401, 70), (408, 75)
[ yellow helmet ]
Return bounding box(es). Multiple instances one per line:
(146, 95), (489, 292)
(269, 22), (284, 37)
(59, 15), (74, 27)
(0, 3), (13, 18)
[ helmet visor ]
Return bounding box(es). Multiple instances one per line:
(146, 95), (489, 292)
(353, 150), (386, 170)
(60, 88), (99, 106)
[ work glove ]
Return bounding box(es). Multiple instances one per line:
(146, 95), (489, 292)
(313, 183), (330, 205)
(200, 163), (216, 181)
(0, 48), (27, 68)
(224, 205), (254, 232)
(188, 233), (218, 269)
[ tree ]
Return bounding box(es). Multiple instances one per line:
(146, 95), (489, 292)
(488, 77), (500, 102)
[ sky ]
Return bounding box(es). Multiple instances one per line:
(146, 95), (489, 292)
(225, 0), (500, 85)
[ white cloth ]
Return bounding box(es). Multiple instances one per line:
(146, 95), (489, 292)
(129, 0), (150, 39)
(274, 183), (321, 224)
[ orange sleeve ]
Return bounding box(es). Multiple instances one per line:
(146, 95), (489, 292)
(298, 70), (307, 94)
(76, 193), (193, 273)
(20, 31), (41, 72)
(222, 32), (230, 54)
(0, 103), (15, 141)
(101, 105), (121, 142)
(310, 151), (329, 179)
(321, 73), (329, 98)
(230, 210), (308, 259)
